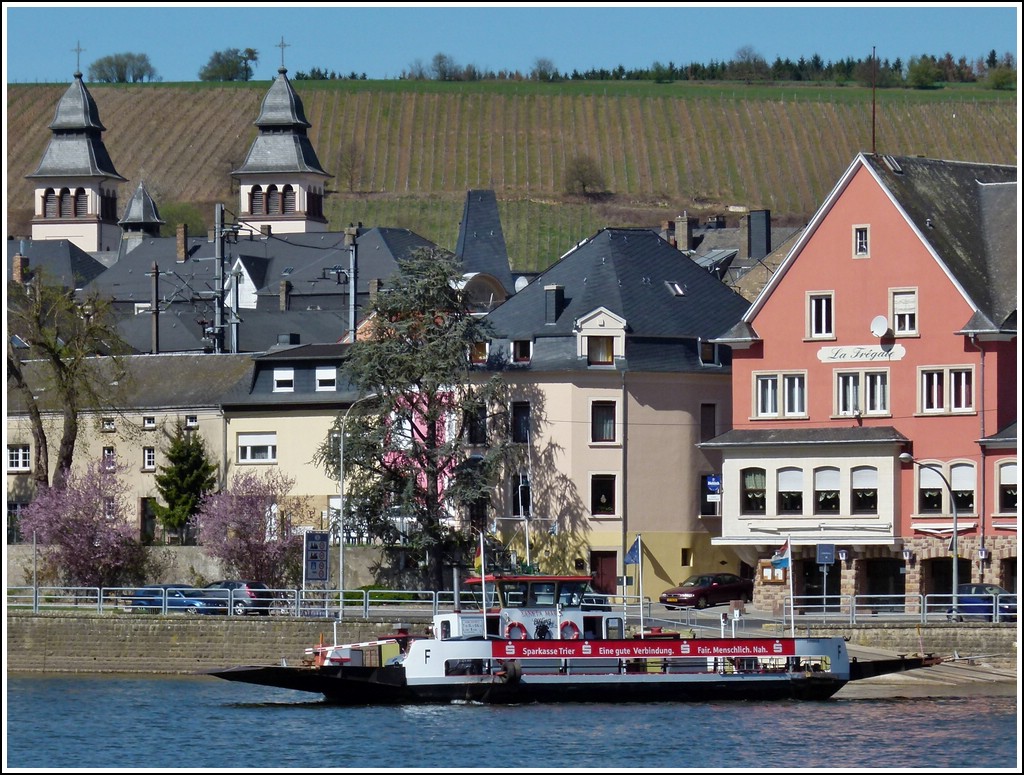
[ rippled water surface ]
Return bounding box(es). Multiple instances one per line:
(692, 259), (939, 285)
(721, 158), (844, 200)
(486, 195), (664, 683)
(4, 673), (1018, 770)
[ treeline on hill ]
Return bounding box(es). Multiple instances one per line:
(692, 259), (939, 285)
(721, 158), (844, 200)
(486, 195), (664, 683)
(295, 48), (1017, 90)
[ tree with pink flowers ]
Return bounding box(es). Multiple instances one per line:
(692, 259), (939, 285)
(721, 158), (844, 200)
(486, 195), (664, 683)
(19, 459), (151, 587)
(191, 468), (311, 587)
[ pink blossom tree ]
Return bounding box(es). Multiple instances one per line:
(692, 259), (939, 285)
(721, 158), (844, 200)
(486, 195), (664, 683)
(19, 459), (150, 587)
(192, 468), (310, 587)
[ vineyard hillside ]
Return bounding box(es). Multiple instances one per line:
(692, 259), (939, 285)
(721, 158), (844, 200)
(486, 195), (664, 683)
(5, 80), (1016, 272)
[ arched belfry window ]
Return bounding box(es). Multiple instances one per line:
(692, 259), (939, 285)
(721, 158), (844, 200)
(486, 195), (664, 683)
(267, 185), (281, 215)
(43, 189), (58, 218)
(250, 186), (265, 216)
(74, 188), (88, 217)
(282, 185), (296, 214)
(59, 188), (73, 218)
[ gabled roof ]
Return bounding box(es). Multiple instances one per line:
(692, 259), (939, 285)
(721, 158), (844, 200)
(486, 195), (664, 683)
(26, 72), (124, 181)
(485, 227), (750, 341)
(454, 189), (515, 294)
(731, 154), (1017, 340)
(6, 239), (108, 288)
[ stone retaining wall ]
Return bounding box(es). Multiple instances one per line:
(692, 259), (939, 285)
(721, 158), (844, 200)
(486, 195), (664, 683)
(6, 612), (1017, 674)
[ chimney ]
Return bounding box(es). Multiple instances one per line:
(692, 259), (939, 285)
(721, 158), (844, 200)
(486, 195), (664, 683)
(749, 209), (772, 262)
(261, 224), (272, 237)
(176, 223), (188, 262)
(12, 250), (29, 284)
(279, 280), (291, 312)
(675, 213), (694, 252)
(369, 277), (381, 300)
(738, 214), (750, 263)
(545, 284), (564, 324)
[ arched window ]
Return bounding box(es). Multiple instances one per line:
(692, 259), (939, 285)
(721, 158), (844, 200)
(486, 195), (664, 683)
(267, 185), (281, 215)
(777, 467), (803, 514)
(740, 467), (766, 514)
(851, 466), (878, 514)
(950, 462), (975, 514)
(43, 189), (58, 218)
(998, 461), (1017, 513)
(813, 467), (840, 513)
(250, 186), (265, 215)
(59, 188), (73, 218)
(74, 188), (88, 217)
(282, 184), (296, 214)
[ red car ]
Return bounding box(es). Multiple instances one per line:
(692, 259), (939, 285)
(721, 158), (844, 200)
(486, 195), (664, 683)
(659, 573), (753, 610)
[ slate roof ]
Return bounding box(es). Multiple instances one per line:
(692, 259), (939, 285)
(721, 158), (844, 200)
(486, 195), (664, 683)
(232, 67), (329, 177)
(454, 189), (516, 294)
(700, 426), (910, 448)
(978, 421), (1016, 448)
(26, 72), (124, 181)
(119, 181), (164, 229)
(482, 227), (750, 373)
(218, 343), (362, 408)
(861, 154), (1017, 335)
(6, 353), (256, 415)
(6, 239), (108, 288)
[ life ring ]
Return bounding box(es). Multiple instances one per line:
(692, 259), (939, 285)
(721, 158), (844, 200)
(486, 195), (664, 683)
(559, 620), (581, 640)
(505, 621), (529, 640)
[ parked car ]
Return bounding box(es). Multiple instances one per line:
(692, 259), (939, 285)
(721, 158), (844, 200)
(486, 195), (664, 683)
(659, 573), (754, 610)
(128, 584), (224, 615)
(947, 584), (1017, 622)
(202, 580), (273, 616)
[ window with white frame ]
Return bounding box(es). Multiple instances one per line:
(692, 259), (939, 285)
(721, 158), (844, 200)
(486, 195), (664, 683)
(777, 467), (803, 514)
(808, 293), (834, 338)
(853, 225), (870, 257)
(835, 369), (888, 416)
(920, 366), (974, 414)
(998, 462), (1017, 513)
(315, 366), (337, 391)
(104, 497), (116, 520)
(143, 416), (156, 430)
(591, 474), (616, 515)
(102, 446), (116, 470)
(237, 432), (277, 463)
(143, 446), (156, 470)
(101, 417), (116, 432)
(185, 414), (199, 429)
(511, 472), (531, 516)
(587, 336), (614, 366)
(916, 465), (944, 513)
(511, 401), (531, 444)
(512, 340), (532, 363)
(7, 444), (30, 472)
(950, 462), (976, 513)
(851, 466), (878, 513)
(814, 467), (841, 513)
(591, 400), (616, 443)
(755, 373), (806, 418)
(273, 367), (295, 392)
(891, 289), (918, 335)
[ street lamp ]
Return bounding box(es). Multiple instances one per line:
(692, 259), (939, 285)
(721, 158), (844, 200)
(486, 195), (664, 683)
(335, 393), (377, 602)
(900, 452), (958, 617)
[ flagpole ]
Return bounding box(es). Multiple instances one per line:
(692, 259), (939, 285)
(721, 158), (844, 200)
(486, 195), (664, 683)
(787, 535), (795, 637)
(637, 534), (644, 637)
(479, 529), (488, 639)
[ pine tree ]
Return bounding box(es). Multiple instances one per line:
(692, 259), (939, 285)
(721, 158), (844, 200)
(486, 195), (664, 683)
(153, 421), (217, 544)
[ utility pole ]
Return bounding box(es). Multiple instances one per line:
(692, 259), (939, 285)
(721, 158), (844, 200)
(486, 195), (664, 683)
(214, 203), (224, 354)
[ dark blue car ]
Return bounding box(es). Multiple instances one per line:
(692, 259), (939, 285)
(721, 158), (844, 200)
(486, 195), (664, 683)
(947, 583), (1016, 622)
(128, 584), (224, 615)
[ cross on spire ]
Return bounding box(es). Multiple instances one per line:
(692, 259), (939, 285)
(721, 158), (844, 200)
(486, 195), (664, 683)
(276, 36), (290, 69)
(72, 40), (85, 75)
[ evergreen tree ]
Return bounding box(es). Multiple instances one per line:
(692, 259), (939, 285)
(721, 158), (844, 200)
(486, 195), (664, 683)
(152, 421), (217, 544)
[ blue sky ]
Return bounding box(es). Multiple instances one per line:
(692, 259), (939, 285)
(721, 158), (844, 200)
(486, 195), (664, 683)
(2, 3), (1020, 84)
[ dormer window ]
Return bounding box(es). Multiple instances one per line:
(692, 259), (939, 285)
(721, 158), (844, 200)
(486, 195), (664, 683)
(316, 366), (337, 392)
(587, 336), (614, 365)
(699, 340), (720, 366)
(273, 367), (295, 392)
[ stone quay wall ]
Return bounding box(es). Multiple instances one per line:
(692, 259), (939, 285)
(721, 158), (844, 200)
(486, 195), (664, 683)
(6, 612), (1017, 674)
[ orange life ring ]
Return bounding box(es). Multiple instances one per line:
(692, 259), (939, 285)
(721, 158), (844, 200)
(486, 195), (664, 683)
(560, 620), (581, 640)
(505, 621), (529, 640)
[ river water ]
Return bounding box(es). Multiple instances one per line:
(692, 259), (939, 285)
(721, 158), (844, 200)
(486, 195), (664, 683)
(3, 673), (1019, 770)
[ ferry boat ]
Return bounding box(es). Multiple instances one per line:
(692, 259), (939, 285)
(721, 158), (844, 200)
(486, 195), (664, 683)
(207, 572), (942, 704)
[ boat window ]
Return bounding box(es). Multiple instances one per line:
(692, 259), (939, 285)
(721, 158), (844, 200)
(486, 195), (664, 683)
(502, 582), (528, 608)
(605, 617), (624, 639)
(558, 581), (587, 606)
(529, 583), (556, 606)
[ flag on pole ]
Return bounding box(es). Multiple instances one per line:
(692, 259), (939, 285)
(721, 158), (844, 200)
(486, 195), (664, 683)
(624, 535), (641, 565)
(771, 539), (791, 570)
(473, 540), (483, 572)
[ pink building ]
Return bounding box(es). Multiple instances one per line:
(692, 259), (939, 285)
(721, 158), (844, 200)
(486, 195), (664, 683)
(706, 154), (1017, 609)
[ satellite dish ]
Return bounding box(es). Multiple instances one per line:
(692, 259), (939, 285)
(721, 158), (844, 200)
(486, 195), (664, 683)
(870, 315), (889, 338)
(514, 276), (530, 293)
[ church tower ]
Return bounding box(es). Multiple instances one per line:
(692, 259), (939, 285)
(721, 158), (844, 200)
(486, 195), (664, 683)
(26, 68), (126, 252)
(118, 180), (165, 254)
(232, 53), (331, 236)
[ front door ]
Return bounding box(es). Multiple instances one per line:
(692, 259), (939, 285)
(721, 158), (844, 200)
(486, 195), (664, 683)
(589, 550), (617, 594)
